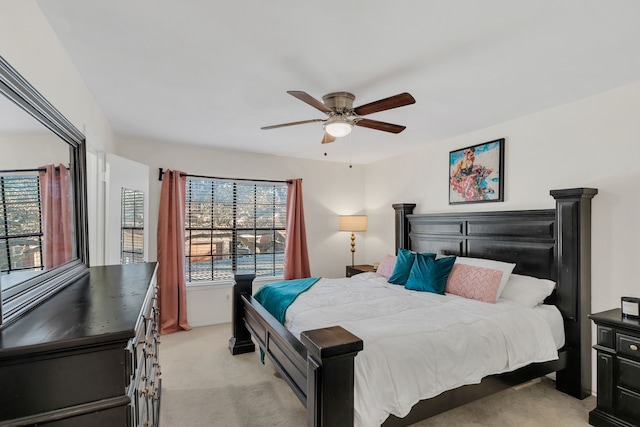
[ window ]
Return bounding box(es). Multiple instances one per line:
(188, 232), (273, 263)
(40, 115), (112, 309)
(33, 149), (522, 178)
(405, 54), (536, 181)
(0, 174), (43, 283)
(185, 179), (287, 282)
(121, 188), (144, 264)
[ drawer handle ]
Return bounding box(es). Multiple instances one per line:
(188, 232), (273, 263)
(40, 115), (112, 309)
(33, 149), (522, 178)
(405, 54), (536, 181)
(631, 344), (639, 351)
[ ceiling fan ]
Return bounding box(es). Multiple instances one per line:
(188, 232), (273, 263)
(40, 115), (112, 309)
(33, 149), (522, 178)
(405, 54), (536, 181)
(261, 91), (416, 144)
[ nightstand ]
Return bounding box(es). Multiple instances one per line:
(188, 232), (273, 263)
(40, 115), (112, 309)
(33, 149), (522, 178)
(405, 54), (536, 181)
(346, 264), (376, 278)
(589, 308), (640, 427)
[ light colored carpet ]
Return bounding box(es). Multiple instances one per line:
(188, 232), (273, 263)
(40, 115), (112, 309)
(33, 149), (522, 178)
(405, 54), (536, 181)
(159, 323), (595, 427)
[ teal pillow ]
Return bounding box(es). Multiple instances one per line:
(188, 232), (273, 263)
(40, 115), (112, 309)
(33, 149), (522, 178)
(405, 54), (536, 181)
(388, 249), (435, 285)
(405, 255), (457, 294)
(387, 248), (415, 285)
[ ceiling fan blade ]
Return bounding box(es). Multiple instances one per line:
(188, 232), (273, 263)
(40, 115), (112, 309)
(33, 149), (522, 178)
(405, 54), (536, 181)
(355, 118), (406, 134)
(321, 132), (336, 144)
(287, 91), (333, 113)
(261, 119), (324, 130)
(353, 92), (416, 116)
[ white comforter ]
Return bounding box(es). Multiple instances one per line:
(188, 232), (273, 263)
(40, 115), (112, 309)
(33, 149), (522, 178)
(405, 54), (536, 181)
(284, 273), (560, 427)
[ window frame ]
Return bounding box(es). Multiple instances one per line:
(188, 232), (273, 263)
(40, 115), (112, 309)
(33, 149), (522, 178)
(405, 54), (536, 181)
(184, 178), (287, 283)
(0, 173), (44, 275)
(120, 187), (145, 264)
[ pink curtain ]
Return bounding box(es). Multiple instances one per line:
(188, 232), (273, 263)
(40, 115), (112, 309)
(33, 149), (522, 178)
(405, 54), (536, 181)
(39, 164), (74, 269)
(284, 178), (311, 279)
(157, 169), (191, 334)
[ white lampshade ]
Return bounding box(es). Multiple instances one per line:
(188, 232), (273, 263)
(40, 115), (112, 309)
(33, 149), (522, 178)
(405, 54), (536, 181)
(324, 117), (353, 138)
(338, 215), (367, 232)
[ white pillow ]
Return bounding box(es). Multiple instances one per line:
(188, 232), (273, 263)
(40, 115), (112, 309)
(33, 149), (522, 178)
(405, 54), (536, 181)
(454, 257), (515, 300)
(499, 274), (556, 308)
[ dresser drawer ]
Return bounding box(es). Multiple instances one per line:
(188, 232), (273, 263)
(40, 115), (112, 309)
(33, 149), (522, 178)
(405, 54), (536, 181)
(597, 326), (614, 348)
(617, 387), (640, 425)
(618, 356), (640, 393)
(617, 333), (640, 360)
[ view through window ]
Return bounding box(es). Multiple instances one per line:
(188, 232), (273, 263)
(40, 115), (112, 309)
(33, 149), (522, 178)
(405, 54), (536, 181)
(185, 179), (287, 282)
(0, 174), (43, 285)
(121, 187), (144, 264)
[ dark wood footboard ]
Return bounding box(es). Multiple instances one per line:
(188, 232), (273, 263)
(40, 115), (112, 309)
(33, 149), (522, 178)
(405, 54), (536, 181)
(229, 273), (363, 427)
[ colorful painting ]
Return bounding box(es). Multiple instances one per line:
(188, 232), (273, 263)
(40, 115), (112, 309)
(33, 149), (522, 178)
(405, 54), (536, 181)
(449, 138), (504, 204)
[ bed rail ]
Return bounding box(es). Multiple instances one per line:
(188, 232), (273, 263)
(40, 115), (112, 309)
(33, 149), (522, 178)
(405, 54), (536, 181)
(229, 273), (363, 427)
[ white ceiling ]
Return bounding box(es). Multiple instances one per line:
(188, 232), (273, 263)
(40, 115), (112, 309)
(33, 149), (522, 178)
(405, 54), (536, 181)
(35, 0), (640, 164)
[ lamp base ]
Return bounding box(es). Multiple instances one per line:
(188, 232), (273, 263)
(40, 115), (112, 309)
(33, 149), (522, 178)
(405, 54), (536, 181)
(350, 232), (356, 267)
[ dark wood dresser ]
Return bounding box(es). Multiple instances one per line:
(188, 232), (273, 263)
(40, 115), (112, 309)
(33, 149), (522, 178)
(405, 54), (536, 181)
(0, 263), (160, 427)
(589, 308), (640, 427)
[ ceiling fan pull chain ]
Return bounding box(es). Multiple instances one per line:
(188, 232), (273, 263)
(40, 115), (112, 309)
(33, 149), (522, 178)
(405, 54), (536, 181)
(349, 131), (353, 168)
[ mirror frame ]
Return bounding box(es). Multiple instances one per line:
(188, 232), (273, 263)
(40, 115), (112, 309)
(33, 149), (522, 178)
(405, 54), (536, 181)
(0, 55), (89, 326)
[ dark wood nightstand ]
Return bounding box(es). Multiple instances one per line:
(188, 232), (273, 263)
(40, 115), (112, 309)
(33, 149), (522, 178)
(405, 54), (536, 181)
(346, 264), (376, 278)
(589, 308), (640, 427)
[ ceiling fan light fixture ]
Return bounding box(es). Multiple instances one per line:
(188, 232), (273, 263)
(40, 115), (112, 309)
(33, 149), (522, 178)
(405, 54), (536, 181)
(324, 117), (353, 137)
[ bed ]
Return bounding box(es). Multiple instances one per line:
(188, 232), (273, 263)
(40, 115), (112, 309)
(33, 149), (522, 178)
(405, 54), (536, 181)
(229, 187), (596, 427)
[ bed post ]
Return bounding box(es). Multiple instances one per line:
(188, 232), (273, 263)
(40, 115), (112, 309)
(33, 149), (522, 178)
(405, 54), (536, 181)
(551, 187), (597, 399)
(301, 326), (363, 427)
(229, 273), (256, 355)
(393, 203), (416, 253)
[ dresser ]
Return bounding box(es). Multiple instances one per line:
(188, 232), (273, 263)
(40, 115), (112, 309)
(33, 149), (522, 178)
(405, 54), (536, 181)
(0, 263), (160, 427)
(589, 308), (640, 427)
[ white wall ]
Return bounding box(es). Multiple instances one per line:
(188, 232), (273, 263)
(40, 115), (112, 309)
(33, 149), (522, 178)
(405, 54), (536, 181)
(116, 138), (367, 326)
(364, 81), (640, 312)
(0, 134), (69, 169)
(364, 81), (640, 394)
(104, 154), (150, 265)
(0, 0), (116, 155)
(116, 138), (367, 277)
(2, 0), (116, 270)
(86, 150), (102, 267)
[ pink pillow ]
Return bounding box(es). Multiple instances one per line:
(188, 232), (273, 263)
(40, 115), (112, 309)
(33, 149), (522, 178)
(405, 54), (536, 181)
(445, 263), (503, 303)
(376, 255), (396, 279)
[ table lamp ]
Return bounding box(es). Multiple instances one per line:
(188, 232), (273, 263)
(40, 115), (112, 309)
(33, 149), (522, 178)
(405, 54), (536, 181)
(338, 215), (367, 267)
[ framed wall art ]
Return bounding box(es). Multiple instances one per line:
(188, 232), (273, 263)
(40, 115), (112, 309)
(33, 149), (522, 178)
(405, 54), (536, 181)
(449, 138), (504, 204)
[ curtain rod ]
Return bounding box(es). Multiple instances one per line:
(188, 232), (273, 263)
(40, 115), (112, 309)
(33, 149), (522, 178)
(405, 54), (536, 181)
(0, 165), (70, 175)
(158, 168), (293, 184)
(0, 168), (45, 174)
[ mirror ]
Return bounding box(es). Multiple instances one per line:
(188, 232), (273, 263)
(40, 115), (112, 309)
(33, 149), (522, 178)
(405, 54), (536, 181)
(0, 55), (88, 326)
(0, 96), (77, 282)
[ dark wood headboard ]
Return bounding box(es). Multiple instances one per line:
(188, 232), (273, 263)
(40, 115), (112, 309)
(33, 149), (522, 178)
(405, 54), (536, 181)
(392, 188), (597, 399)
